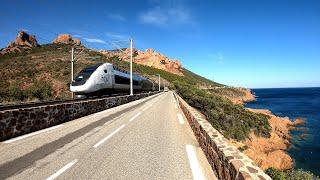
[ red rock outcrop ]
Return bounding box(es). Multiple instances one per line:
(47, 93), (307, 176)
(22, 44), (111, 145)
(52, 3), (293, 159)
(230, 88), (256, 104)
(0, 31), (40, 55)
(53, 34), (81, 46)
(235, 108), (295, 170)
(100, 48), (183, 76)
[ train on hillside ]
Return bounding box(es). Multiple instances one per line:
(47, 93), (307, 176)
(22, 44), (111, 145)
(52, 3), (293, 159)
(70, 63), (161, 98)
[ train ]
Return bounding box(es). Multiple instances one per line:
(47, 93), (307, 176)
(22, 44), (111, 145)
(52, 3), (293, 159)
(70, 63), (160, 98)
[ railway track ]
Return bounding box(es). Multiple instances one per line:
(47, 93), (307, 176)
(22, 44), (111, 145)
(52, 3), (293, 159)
(0, 92), (136, 111)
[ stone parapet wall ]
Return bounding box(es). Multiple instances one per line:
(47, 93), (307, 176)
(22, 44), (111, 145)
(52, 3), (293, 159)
(0, 92), (159, 141)
(175, 93), (271, 180)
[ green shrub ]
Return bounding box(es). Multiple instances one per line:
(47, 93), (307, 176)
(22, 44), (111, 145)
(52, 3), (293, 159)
(286, 169), (319, 180)
(266, 167), (287, 180)
(27, 80), (53, 100)
(8, 85), (27, 101)
(174, 81), (271, 141)
(266, 167), (319, 180)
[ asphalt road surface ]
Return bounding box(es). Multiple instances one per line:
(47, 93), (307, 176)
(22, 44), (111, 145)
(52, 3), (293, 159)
(0, 92), (217, 180)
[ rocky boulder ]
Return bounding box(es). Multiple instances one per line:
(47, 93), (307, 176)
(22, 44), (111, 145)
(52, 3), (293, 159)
(100, 48), (183, 76)
(0, 31), (40, 55)
(134, 48), (183, 76)
(53, 34), (81, 46)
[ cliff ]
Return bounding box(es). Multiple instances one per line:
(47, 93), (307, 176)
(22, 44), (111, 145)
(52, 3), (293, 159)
(100, 48), (183, 76)
(228, 90), (302, 171)
(0, 31), (40, 55)
(207, 87), (256, 104)
(241, 108), (294, 170)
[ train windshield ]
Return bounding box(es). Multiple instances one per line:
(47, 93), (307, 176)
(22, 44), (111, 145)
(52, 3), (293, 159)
(72, 64), (102, 85)
(80, 64), (102, 74)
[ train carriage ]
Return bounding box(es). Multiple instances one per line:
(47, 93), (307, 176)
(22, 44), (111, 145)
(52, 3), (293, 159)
(70, 63), (155, 98)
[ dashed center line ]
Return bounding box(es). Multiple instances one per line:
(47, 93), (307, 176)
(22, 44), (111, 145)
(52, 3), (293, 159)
(94, 126), (102, 132)
(186, 145), (205, 180)
(46, 159), (78, 180)
(129, 112), (142, 122)
(93, 124), (126, 148)
(142, 105), (151, 111)
(4, 124), (63, 144)
(177, 113), (185, 124)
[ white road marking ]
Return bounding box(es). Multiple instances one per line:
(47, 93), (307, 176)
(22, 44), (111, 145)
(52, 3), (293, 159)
(142, 105), (150, 112)
(177, 113), (185, 124)
(129, 112), (141, 122)
(46, 159), (78, 180)
(4, 124), (63, 144)
(186, 145), (205, 180)
(94, 126), (102, 132)
(93, 125), (125, 148)
(103, 113), (126, 125)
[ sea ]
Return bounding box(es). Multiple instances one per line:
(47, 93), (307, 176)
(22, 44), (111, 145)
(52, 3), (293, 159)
(245, 87), (320, 175)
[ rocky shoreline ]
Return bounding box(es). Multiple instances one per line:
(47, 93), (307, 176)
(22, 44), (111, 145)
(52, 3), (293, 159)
(229, 89), (304, 171)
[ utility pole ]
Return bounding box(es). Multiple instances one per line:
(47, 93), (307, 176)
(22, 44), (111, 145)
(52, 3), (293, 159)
(71, 47), (74, 99)
(130, 39), (133, 95)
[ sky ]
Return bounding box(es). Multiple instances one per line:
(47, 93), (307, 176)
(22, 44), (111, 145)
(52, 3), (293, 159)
(1, 0), (319, 88)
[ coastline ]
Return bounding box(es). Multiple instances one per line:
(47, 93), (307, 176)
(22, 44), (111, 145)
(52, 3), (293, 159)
(228, 88), (303, 171)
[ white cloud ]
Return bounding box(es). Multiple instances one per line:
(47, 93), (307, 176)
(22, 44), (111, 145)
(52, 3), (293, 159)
(84, 38), (106, 44)
(73, 34), (82, 38)
(139, 6), (168, 26)
(139, 5), (193, 27)
(105, 32), (129, 41)
(209, 52), (224, 64)
(168, 7), (191, 23)
(108, 13), (126, 21)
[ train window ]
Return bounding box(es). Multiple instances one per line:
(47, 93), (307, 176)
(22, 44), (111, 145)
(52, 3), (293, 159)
(115, 75), (130, 84)
(133, 80), (139, 85)
(80, 64), (100, 74)
(104, 70), (107, 73)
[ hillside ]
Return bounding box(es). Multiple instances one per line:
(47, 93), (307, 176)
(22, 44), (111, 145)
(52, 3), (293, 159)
(0, 42), (223, 103)
(0, 40), (270, 140)
(0, 31), (276, 170)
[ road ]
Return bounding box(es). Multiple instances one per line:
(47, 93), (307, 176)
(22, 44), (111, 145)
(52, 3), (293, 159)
(0, 92), (217, 180)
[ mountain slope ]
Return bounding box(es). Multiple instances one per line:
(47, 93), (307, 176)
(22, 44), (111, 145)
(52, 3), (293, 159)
(0, 43), (222, 103)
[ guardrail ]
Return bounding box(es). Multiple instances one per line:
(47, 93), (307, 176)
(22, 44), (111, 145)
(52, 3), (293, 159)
(0, 92), (159, 141)
(174, 93), (271, 180)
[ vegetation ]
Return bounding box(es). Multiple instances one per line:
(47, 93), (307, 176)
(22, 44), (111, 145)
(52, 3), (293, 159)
(0, 80), (53, 102)
(173, 81), (270, 140)
(2, 39), (319, 179)
(266, 167), (319, 180)
(208, 87), (246, 98)
(0, 43), (271, 141)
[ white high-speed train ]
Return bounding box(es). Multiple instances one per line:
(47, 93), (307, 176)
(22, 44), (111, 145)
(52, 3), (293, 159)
(70, 63), (156, 98)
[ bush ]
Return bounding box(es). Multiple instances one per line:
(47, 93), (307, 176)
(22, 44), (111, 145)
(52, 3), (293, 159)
(286, 169), (318, 180)
(27, 80), (53, 100)
(8, 85), (27, 101)
(266, 167), (319, 180)
(266, 167), (287, 180)
(174, 81), (271, 141)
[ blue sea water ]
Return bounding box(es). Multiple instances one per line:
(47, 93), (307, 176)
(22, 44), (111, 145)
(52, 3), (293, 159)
(245, 87), (320, 175)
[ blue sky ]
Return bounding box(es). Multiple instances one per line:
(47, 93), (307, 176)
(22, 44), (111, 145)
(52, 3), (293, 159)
(1, 0), (319, 88)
